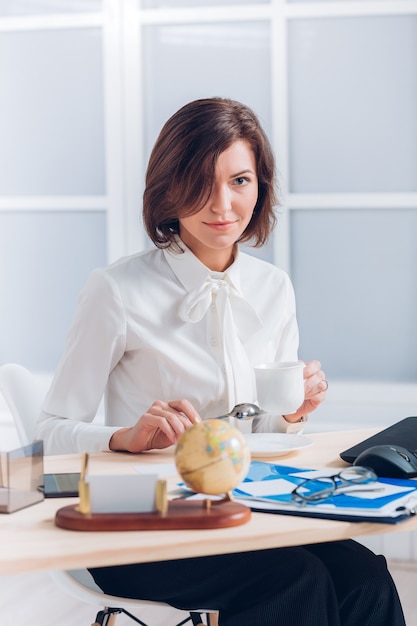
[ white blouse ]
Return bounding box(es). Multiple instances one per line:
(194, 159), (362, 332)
(36, 243), (305, 454)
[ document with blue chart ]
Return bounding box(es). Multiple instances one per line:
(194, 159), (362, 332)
(233, 461), (417, 524)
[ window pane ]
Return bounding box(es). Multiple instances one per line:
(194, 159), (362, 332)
(288, 0), (380, 3)
(0, 0), (101, 16)
(0, 29), (105, 195)
(141, 0), (267, 7)
(291, 209), (417, 382)
(288, 16), (417, 193)
(0, 211), (107, 371)
(141, 20), (272, 261)
(141, 21), (271, 158)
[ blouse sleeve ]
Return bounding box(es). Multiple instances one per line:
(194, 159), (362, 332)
(35, 270), (126, 454)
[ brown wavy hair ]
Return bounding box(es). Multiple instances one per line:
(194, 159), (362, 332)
(143, 98), (278, 248)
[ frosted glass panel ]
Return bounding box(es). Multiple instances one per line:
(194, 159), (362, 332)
(141, 21), (271, 160)
(0, 211), (107, 371)
(288, 0), (379, 2)
(291, 209), (417, 383)
(288, 16), (417, 193)
(0, 29), (105, 195)
(141, 0), (266, 7)
(0, 0), (101, 15)
(141, 21), (272, 261)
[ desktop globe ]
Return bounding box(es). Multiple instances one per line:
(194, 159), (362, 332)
(175, 419), (251, 496)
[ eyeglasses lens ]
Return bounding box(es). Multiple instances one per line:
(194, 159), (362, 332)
(292, 467), (378, 504)
(294, 478), (336, 503)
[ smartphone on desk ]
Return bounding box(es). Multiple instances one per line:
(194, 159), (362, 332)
(39, 472), (80, 498)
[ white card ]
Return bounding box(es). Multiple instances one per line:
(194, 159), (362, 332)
(87, 474), (158, 513)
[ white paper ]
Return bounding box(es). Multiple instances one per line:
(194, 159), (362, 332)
(236, 477), (411, 502)
(87, 474), (158, 513)
(236, 478), (295, 497)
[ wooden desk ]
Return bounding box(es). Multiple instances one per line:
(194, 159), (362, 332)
(2, 428), (417, 576)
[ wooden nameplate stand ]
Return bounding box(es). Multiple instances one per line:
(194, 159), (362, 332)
(55, 497), (251, 531)
(55, 454), (251, 531)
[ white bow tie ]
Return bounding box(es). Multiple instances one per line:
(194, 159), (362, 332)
(178, 275), (262, 342)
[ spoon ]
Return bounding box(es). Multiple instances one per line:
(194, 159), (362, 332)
(217, 403), (263, 421)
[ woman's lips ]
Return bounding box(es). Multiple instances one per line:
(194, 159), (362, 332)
(204, 221), (236, 230)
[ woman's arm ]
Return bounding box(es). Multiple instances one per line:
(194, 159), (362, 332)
(35, 270), (126, 454)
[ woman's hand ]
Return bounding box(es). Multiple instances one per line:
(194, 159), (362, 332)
(283, 360), (328, 423)
(109, 399), (201, 453)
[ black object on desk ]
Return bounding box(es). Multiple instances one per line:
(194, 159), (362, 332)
(353, 445), (417, 479)
(340, 416), (417, 465)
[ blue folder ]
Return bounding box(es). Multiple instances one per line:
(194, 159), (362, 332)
(233, 461), (417, 524)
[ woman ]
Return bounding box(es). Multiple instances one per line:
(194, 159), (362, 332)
(36, 98), (405, 625)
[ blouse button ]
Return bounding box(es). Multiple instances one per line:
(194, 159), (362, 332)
(210, 338), (218, 347)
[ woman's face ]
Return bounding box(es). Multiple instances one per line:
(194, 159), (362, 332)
(179, 139), (258, 272)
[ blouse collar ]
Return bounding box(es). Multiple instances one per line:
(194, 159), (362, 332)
(163, 239), (241, 295)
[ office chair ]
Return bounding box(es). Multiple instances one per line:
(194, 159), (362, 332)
(0, 363), (218, 626)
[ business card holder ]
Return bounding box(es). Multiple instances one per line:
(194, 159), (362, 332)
(55, 453), (250, 530)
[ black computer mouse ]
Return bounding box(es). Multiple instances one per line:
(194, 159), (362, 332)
(353, 444), (417, 479)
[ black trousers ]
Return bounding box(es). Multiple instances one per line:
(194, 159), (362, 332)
(89, 539), (405, 626)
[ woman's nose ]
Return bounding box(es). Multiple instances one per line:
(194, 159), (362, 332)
(210, 184), (232, 214)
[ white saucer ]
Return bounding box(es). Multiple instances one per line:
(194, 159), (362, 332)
(244, 433), (314, 458)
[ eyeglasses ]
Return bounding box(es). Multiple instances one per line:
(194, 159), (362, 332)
(291, 466), (379, 506)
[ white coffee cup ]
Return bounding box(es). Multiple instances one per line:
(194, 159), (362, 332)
(254, 361), (305, 415)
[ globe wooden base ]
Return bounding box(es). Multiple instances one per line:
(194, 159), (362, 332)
(55, 499), (251, 531)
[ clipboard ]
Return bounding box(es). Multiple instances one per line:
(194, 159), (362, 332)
(232, 461), (417, 524)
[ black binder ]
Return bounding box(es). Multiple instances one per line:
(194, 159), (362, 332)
(339, 416), (417, 464)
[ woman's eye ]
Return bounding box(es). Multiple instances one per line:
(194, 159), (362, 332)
(234, 176), (249, 186)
